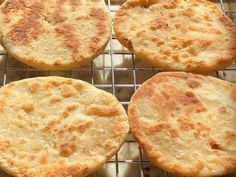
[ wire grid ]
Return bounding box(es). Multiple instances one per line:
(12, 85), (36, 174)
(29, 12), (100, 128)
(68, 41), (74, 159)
(0, 0), (236, 177)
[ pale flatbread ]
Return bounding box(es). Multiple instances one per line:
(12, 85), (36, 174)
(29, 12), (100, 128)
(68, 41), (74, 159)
(0, 76), (129, 177)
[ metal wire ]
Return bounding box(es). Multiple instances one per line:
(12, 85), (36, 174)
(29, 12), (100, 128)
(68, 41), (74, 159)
(0, 0), (235, 177)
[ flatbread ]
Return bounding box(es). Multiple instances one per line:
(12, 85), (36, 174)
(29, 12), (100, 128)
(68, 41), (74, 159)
(0, 76), (129, 177)
(114, 0), (236, 73)
(128, 72), (236, 177)
(0, 0), (111, 70)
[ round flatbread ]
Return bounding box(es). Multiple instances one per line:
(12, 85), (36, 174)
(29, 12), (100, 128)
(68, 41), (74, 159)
(0, 77), (129, 177)
(0, 0), (111, 70)
(114, 0), (236, 73)
(128, 72), (236, 177)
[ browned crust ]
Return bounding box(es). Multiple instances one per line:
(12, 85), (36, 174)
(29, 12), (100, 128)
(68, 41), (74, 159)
(55, 24), (80, 61)
(114, 0), (236, 74)
(113, 0), (135, 52)
(128, 72), (236, 177)
(0, 0), (111, 70)
(0, 37), (110, 70)
(6, 1), (45, 45)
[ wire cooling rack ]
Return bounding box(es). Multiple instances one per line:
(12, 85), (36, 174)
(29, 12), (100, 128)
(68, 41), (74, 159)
(0, 0), (236, 177)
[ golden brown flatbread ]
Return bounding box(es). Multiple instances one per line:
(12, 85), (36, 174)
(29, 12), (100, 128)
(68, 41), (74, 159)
(114, 0), (236, 73)
(0, 0), (111, 69)
(128, 72), (236, 177)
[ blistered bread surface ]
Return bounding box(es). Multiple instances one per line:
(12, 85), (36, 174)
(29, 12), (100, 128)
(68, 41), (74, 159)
(128, 72), (236, 177)
(0, 76), (129, 177)
(114, 0), (236, 73)
(0, 0), (111, 69)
